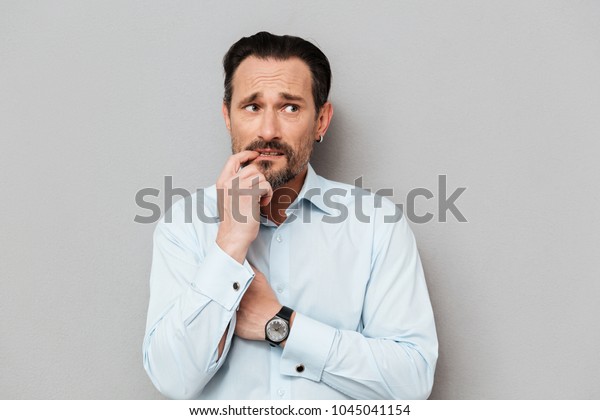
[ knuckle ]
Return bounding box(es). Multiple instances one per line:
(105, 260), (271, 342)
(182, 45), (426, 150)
(244, 167), (259, 177)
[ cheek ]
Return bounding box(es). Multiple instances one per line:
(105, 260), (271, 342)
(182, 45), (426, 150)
(290, 127), (316, 156)
(230, 126), (252, 151)
(293, 137), (315, 160)
(230, 136), (248, 154)
(302, 141), (315, 156)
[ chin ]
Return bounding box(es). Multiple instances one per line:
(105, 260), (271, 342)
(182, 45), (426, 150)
(265, 168), (295, 189)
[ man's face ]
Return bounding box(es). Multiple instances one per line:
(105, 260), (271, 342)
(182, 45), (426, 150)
(223, 56), (323, 189)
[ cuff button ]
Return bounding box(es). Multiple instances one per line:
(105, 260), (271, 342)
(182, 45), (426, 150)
(233, 282), (240, 291)
(295, 364), (305, 373)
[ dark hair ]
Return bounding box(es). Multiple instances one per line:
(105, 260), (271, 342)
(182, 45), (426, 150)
(223, 32), (331, 114)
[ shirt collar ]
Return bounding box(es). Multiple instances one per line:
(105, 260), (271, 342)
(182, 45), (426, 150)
(293, 164), (334, 215)
(259, 164), (334, 226)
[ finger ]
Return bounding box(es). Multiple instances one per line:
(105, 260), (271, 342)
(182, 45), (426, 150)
(237, 172), (267, 191)
(259, 180), (273, 207)
(233, 176), (271, 203)
(242, 177), (272, 206)
(223, 151), (260, 177)
(242, 174), (273, 206)
(237, 165), (263, 180)
(253, 182), (273, 202)
(248, 172), (266, 186)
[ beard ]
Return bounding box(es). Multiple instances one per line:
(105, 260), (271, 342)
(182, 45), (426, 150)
(232, 138), (314, 189)
(255, 159), (296, 189)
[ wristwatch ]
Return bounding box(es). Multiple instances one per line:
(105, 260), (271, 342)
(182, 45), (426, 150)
(265, 306), (293, 346)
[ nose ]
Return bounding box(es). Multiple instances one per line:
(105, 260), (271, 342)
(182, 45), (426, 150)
(257, 108), (281, 141)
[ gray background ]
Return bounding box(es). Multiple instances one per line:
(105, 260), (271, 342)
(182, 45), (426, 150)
(1, 0), (599, 399)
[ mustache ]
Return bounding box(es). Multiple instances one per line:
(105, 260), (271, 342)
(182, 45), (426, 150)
(244, 140), (294, 157)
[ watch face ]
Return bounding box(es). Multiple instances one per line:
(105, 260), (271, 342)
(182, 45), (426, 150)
(266, 318), (289, 342)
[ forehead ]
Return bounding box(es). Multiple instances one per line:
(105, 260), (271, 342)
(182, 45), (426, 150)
(231, 56), (313, 101)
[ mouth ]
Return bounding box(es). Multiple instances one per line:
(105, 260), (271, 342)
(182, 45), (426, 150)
(255, 149), (286, 158)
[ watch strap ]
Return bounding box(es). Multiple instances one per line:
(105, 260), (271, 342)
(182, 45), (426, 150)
(275, 306), (293, 322)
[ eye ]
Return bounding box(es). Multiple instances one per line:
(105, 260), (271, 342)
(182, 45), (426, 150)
(244, 104), (259, 112)
(283, 104), (299, 113)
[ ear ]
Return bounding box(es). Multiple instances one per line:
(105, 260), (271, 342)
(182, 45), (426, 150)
(316, 101), (333, 138)
(222, 102), (232, 133)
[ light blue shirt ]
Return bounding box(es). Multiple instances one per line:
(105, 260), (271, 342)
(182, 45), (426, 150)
(143, 165), (438, 400)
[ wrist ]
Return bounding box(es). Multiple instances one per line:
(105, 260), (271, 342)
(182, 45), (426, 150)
(216, 233), (250, 264)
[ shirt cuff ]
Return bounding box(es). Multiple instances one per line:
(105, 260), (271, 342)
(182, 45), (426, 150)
(190, 242), (254, 312)
(280, 312), (337, 382)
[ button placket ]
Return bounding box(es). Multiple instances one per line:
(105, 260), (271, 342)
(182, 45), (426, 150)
(269, 228), (289, 300)
(268, 226), (291, 400)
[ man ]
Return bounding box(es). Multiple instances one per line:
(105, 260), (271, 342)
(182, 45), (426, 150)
(143, 32), (437, 400)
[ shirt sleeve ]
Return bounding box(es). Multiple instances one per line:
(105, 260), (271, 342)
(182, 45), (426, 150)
(280, 204), (438, 400)
(142, 199), (255, 400)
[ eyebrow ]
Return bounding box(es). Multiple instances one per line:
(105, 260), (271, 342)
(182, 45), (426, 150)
(280, 92), (305, 102)
(239, 92), (306, 104)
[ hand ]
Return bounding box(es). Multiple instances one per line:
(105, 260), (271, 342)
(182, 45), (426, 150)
(234, 266), (281, 341)
(215, 151), (273, 263)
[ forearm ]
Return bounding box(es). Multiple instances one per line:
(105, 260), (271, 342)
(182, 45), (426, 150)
(280, 312), (437, 400)
(143, 294), (236, 399)
(322, 330), (435, 400)
(144, 222), (255, 399)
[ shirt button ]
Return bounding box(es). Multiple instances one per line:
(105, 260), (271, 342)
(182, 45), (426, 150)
(296, 364), (305, 373)
(276, 287), (284, 293)
(232, 282), (240, 291)
(275, 234), (282, 243)
(277, 389), (285, 397)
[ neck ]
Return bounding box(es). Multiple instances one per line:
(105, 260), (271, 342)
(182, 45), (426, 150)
(260, 167), (308, 225)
